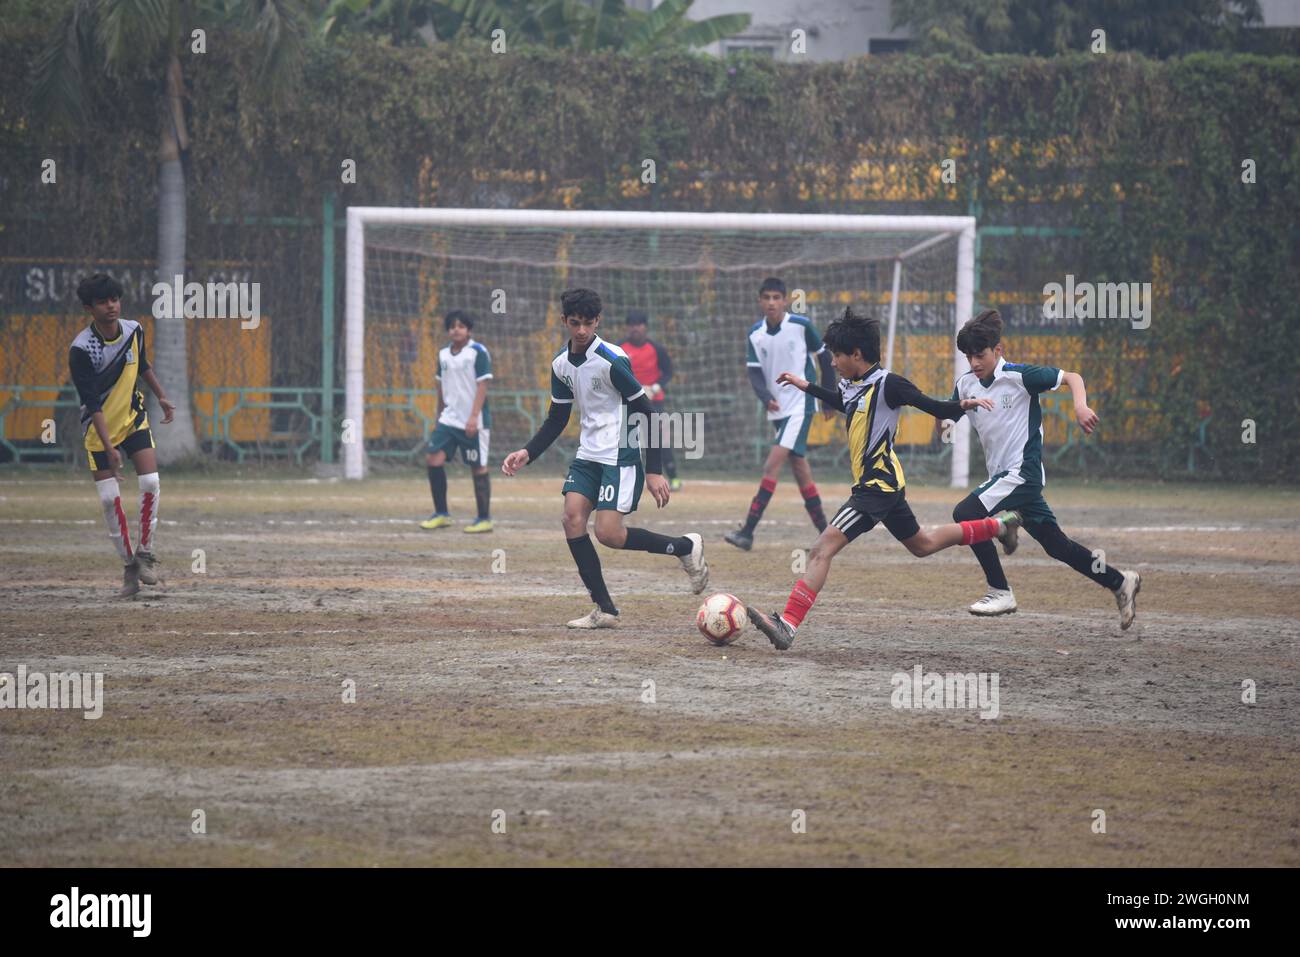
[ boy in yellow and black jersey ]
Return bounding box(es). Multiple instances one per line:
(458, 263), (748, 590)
(745, 307), (1017, 651)
(68, 274), (175, 597)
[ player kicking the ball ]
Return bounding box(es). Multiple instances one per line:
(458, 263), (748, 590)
(419, 310), (493, 533)
(746, 308), (1015, 650)
(501, 288), (709, 628)
(69, 274), (175, 597)
(943, 309), (1141, 628)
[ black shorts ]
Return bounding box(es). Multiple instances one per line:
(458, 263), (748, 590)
(829, 488), (920, 543)
(89, 427), (155, 471)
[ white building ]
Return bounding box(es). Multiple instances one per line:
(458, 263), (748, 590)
(658, 0), (1300, 62)
(683, 0), (906, 61)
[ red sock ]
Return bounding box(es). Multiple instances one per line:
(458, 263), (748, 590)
(960, 517), (1001, 546)
(781, 579), (819, 630)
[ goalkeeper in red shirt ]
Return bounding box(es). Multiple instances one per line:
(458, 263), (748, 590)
(619, 312), (681, 489)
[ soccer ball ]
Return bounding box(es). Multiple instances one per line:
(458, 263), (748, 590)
(696, 593), (748, 645)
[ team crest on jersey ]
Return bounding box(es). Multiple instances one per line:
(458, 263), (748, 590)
(1001, 393), (1014, 409)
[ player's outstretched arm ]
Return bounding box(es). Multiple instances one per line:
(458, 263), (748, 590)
(1060, 371), (1099, 434)
(884, 373), (991, 420)
(501, 449), (529, 476)
(502, 401), (571, 476)
(781, 372), (845, 413)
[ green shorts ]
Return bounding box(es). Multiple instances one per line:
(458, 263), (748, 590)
(562, 458), (644, 513)
(427, 422), (489, 467)
(771, 412), (811, 457)
(973, 472), (1057, 525)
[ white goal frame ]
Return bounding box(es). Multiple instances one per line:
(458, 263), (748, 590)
(344, 207), (976, 486)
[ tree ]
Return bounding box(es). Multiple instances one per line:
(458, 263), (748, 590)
(33, 0), (310, 463)
(892, 0), (1265, 58)
(315, 0), (751, 53)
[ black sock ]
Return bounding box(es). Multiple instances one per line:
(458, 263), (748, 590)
(801, 486), (827, 532)
(428, 465), (448, 513)
(623, 527), (693, 556)
(472, 471), (490, 520)
(970, 540), (1010, 591)
(954, 494), (1009, 590)
(742, 478), (777, 535)
(1027, 522), (1125, 590)
(567, 535), (618, 615)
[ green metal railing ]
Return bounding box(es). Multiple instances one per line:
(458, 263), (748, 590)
(192, 386), (323, 465)
(0, 380), (1213, 472)
(0, 385), (79, 463)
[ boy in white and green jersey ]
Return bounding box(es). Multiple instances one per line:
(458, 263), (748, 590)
(724, 277), (837, 551)
(420, 310), (493, 533)
(501, 288), (709, 628)
(946, 310), (1141, 629)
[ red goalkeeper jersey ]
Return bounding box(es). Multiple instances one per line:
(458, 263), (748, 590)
(618, 339), (673, 392)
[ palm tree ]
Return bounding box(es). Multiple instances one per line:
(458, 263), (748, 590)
(33, 0), (309, 463)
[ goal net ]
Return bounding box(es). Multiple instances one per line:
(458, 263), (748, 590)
(345, 209), (975, 486)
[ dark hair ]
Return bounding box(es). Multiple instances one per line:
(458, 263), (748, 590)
(625, 311), (648, 326)
(444, 309), (475, 331)
(77, 273), (124, 307)
(759, 277), (786, 297)
(823, 306), (881, 364)
(561, 288), (602, 321)
(956, 309), (1003, 355)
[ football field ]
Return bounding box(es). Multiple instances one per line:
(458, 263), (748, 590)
(1, 471), (1297, 866)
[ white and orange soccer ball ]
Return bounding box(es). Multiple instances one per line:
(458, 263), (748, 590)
(696, 593), (748, 645)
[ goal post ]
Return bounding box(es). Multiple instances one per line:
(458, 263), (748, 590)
(344, 207), (975, 486)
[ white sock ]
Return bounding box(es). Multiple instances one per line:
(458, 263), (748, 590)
(95, 477), (133, 563)
(137, 472), (160, 554)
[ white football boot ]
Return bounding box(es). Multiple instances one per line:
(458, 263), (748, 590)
(566, 607), (620, 629)
(969, 587), (1017, 616)
(677, 533), (709, 594)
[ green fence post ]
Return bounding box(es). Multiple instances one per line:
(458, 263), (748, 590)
(321, 192), (337, 464)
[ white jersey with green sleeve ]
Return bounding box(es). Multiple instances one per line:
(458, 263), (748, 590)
(746, 312), (823, 421)
(437, 338), (492, 430)
(549, 335), (645, 466)
(954, 356), (1064, 485)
